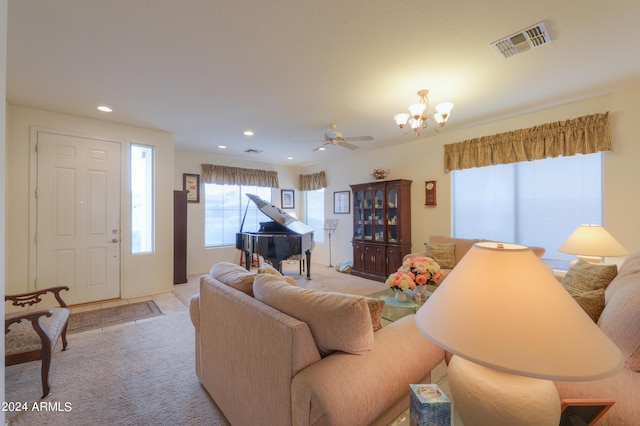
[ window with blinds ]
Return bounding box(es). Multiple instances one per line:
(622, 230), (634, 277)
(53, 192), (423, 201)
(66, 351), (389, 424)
(452, 152), (603, 269)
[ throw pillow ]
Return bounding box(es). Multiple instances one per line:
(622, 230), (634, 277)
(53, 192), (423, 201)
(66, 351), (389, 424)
(258, 263), (297, 285)
(423, 242), (456, 269)
(571, 288), (606, 322)
(561, 260), (618, 295)
(253, 274), (374, 356)
(210, 262), (256, 296)
(364, 297), (385, 331)
(258, 263), (284, 278)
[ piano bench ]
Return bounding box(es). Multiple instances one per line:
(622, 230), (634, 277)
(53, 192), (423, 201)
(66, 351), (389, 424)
(282, 255), (305, 275)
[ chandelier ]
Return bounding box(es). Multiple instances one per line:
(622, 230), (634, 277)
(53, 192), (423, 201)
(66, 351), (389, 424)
(393, 89), (453, 136)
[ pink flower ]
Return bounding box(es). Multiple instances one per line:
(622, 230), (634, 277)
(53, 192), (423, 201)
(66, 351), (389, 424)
(415, 274), (427, 285)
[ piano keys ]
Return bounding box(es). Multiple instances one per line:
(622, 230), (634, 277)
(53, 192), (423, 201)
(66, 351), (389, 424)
(236, 194), (314, 278)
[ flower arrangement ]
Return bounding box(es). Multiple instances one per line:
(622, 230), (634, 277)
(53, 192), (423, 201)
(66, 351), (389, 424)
(385, 271), (417, 292)
(370, 168), (390, 180)
(391, 256), (442, 289)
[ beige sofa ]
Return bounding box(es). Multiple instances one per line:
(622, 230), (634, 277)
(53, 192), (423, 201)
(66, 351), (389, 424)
(554, 250), (640, 425)
(189, 262), (445, 426)
(403, 235), (545, 281)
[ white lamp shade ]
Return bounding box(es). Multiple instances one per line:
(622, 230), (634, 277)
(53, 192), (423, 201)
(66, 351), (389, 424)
(434, 113), (446, 125)
(408, 102), (427, 118)
(415, 242), (623, 381)
(393, 113), (409, 126)
(559, 224), (628, 257)
(435, 102), (454, 115)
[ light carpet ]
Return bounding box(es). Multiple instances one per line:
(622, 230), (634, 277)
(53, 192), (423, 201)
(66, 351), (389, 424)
(6, 263), (451, 425)
(5, 309), (230, 426)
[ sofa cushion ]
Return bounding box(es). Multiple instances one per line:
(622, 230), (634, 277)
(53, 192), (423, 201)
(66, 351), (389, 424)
(210, 262), (257, 296)
(428, 236), (480, 266)
(571, 288), (606, 322)
(423, 242), (456, 269)
(253, 274), (374, 356)
(561, 260), (618, 294)
(598, 277), (640, 371)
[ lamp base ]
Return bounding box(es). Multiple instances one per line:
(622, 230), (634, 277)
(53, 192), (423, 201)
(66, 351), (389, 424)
(447, 355), (561, 426)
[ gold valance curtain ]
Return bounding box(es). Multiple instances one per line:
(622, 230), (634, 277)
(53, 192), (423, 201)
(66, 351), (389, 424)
(201, 164), (279, 187)
(443, 112), (612, 172)
(299, 171), (327, 191)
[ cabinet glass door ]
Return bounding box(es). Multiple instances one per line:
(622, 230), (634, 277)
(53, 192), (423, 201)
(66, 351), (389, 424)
(363, 191), (373, 240)
(354, 191), (364, 239)
(387, 187), (398, 242)
(373, 189), (384, 241)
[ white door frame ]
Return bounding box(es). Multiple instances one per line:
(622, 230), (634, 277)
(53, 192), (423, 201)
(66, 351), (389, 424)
(28, 126), (125, 298)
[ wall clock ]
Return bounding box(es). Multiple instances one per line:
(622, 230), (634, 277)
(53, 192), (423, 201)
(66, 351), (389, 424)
(425, 181), (437, 206)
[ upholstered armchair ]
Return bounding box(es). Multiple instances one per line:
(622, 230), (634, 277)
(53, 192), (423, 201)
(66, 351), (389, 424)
(5, 286), (70, 397)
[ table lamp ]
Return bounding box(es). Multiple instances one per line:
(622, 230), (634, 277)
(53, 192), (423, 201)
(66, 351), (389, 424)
(559, 224), (627, 264)
(415, 242), (623, 426)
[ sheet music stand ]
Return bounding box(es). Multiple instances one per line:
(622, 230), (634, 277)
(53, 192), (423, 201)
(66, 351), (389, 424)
(324, 219), (339, 267)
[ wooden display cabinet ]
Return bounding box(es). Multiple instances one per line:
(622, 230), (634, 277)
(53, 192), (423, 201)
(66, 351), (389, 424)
(350, 179), (412, 282)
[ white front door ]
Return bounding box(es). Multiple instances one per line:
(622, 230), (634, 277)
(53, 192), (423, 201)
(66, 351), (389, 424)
(36, 130), (121, 305)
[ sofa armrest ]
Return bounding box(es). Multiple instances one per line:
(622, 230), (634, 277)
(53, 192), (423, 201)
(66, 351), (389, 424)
(189, 294), (200, 332)
(403, 251), (427, 262)
(291, 315), (445, 426)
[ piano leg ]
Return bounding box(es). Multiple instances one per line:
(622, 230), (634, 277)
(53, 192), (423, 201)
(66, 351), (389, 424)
(242, 250), (251, 271)
(305, 250), (311, 279)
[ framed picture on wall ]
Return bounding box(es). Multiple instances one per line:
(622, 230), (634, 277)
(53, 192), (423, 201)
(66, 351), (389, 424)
(334, 191), (350, 214)
(281, 189), (295, 209)
(183, 173), (200, 203)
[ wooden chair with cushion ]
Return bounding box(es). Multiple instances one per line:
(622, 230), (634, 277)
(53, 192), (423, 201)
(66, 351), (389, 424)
(5, 286), (70, 398)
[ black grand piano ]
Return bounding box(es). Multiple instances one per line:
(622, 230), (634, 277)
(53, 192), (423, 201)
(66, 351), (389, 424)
(236, 194), (314, 278)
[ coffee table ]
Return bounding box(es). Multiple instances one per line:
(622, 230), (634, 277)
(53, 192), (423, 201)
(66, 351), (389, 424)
(369, 288), (432, 322)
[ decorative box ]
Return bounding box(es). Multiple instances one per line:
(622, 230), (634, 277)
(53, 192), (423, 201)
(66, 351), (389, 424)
(409, 384), (451, 426)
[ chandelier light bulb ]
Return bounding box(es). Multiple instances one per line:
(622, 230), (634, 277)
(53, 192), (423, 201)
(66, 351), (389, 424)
(394, 89), (453, 136)
(394, 113), (410, 127)
(408, 102), (427, 118)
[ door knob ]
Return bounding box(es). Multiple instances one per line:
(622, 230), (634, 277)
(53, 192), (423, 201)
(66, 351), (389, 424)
(108, 238), (119, 243)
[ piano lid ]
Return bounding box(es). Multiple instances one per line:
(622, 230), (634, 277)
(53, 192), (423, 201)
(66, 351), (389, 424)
(246, 193), (314, 235)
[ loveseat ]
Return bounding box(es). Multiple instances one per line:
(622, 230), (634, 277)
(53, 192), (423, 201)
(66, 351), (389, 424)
(403, 235), (545, 281)
(189, 262), (445, 426)
(554, 250), (640, 425)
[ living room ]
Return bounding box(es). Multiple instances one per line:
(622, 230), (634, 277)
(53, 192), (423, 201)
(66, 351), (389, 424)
(3, 1), (640, 425)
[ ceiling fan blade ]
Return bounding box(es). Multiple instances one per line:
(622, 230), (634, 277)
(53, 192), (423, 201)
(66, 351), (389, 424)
(338, 141), (358, 150)
(344, 135), (373, 142)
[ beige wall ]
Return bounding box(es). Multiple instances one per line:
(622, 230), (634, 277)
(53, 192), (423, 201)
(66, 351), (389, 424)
(6, 105), (175, 299)
(301, 81), (640, 266)
(174, 150), (303, 275)
(7, 79), (640, 292)
(175, 81), (640, 273)
(1, 0), (7, 414)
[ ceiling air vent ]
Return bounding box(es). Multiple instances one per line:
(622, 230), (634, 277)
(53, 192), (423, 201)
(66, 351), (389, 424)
(244, 149), (263, 154)
(491, 22), (550, 59)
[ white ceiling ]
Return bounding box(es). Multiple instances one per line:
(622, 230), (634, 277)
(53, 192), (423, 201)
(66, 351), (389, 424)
(7, 0), (640, 166)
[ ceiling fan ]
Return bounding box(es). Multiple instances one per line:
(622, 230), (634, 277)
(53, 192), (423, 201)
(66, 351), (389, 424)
(311, 123), (373, 151)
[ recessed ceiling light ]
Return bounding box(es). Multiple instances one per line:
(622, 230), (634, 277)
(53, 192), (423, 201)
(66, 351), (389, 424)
(287, 156), (293, 160)
(97, 105), (112, 112)
(243, 130), (254, 136)
(218, 145), (227, 149)
(319, 147), (326, 151)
